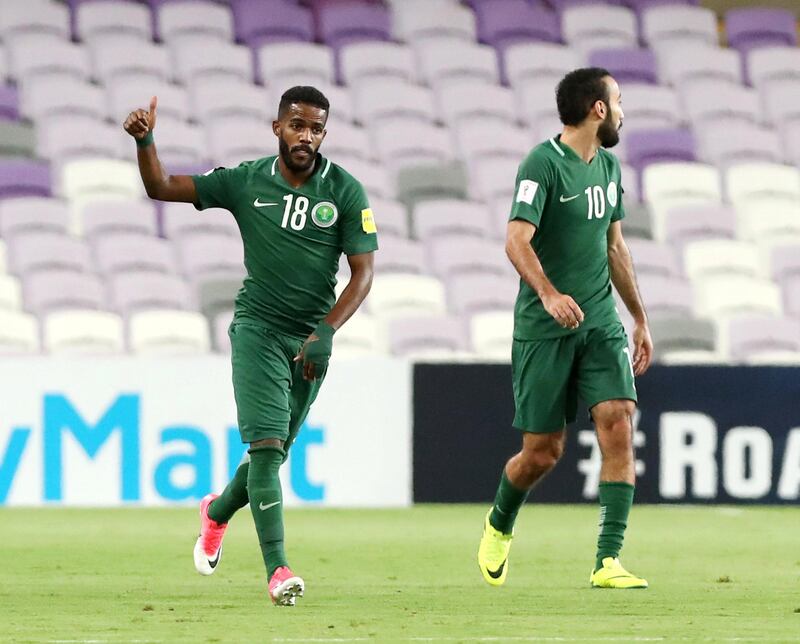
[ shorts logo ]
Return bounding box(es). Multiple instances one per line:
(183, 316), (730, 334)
(516, 179), (539, 205)
(607, 182), (618, 208)
(311, 201), (338, 228)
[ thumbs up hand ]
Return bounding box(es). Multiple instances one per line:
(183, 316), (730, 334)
(123, 96), (158, 140)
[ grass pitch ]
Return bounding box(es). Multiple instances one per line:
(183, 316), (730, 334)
(2, 505), (798, 643)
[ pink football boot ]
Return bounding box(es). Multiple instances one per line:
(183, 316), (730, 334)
(269, 566), (305, 606)
(193, 494), (227, 575)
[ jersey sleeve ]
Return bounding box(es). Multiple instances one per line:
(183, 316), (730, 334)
(508, 152), (553, 228)
(191, 164), (247, 212)
(339, 180), (379, 255)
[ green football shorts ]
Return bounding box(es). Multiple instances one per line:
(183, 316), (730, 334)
(511, 323), (637, 433)
(229, 323), (326, 449)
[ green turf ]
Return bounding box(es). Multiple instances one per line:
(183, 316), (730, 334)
(2, 505), (798, 643)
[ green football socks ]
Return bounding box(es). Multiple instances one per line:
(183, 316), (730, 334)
(489, 471), (530, 535)
(595, 482), (635, 571)
(207, 461), (249, 525)
(248, 446), (289, 579)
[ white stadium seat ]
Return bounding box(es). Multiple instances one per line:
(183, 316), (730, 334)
(503, 42), (582, 87)
(158, 0), (233, 42)
(368, 274), (447, 318)
(170, 36), (252, 84)
(748, 47), (800, 88)
(76, 1), (152, 43)
(0, 0), (70, 40)
(330, 313), (386, 359)
(0, 309), (39, 355)
(394, 2), (476, 43)
(470, 311), (513, 361)
(683, 240), (762, 281)
(641, 5), (718, 50)
(256, 42), (335, 87)
(339, 41), (416, 85)
(129, 309), (211, 355)
(353, 79), (437, 126)
(694, 275), (782, 318)
(60, 159), (144, 204)
(415, 41), (499, 87)
(44, 309), (124, 355)
(562, 6), (638, 53)
(0, 273), (22, 311)
(725, 163), (800, 204)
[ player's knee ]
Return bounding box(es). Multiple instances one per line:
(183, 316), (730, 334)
(521, 436), (564, 473)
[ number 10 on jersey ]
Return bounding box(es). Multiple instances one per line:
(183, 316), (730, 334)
(281, 194), (309, 230)
(584, 186), (606, 220)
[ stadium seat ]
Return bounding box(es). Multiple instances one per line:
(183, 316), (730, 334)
(43, 309), (125, 355)
(23, 269), (105, 314)
(231, 0), (314, 47)
(415, 40), (499, 87)
(75, 1), (152, 43)
(176, 233), (245, 281)
(256, 42), (334, 87)
(171, 37), (252, 84)
(6, 33), (92, 82)
(448, 273), (517, 315)
(725, 163), (800, 205)
(368, 274), (447, 318)
(316, 1), (392, 50)
(659, 45), (741, 86)
(330, 312), (385, 359)
(427, 235), (508, 279)
(516, 77), (561, 127)
(503, 42), (581, 87)
(455, 120), (531, 162)
(0, 0), (70, 40)
(128, 309), (211, 355)
(561, 5), (638, 53)
(621, 202), (655, 239)
(624, 128), (696, 172)
(469, 157), (519, 202)
(393, 1), (477, 43)
(352, 79), (437, 126)
(161, 202), (239, 240)
(109, 271), (192, 315)
(368, 198), (410, 239)
(438, 80), (517, 126)
(0, 197), (70, 238)
(682, 81), (760, 127)
(727, 314), (800, 362)
(388, 315), (467, 358)
(0, 159), (52, 199)
(129, 116), (207, 167)
(625, 239), (680, 277)
(337, 158), (393, 200)
(725, 8), (798, 53)
(191, 77), (272, 123)
(106, 77), (190, 123)
(315, 84), (354, 123)
(37, 115), (121, 162)
(395, 162), (468, 208)
(196, 276), (241, 321)
(339, 41), (416, 85)
(0, 121), (35, 159)
(637, 275), (694, 317)
(784, 276), (800, 318)
(641, 5), (718, 50)
(769, 244), (800, 283)
(373, 237), (426, 274)
(93, 234), (178, 276)
(413, 199), (494, 239)
(588, 49), (659, 85)
(762, 80), (800, 129)
(373, 120), (452, 171)
(683, 240), (761, 281)
(320, 119), (371, 163)
(8, 232), (92, 276)
(0, 309), (40, 354)
(20, 76), (105, 122)
(698, 122), (782, 167)
(206, 116), (274, 167)
(615, 84), (681, 133)
(90, 36), (171, 85)
(469, 310), (513, 360)
(747, 47), (800, 88)
(531, 114), (566, 145)
(212, 308), (234, 353)
(474, 0), (560, 51)
(0, 84), (19, 121)
(158, 0), (233, 43)
(650, 315), (716, 359)
(59, 159), (143, 204)
(694, 275), (782, 318)
(0, 274), (22, 311)
(735, 199), (800, 243)
(663, 203), (736, 249)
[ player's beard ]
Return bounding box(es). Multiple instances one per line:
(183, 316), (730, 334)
(279, 137), (316, 173)
(597, 110), (621, 148)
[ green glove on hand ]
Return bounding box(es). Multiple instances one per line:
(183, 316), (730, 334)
(303, 321), (335, 371)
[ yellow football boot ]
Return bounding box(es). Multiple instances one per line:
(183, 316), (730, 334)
(590, 557), (648, 589)
(478, 509), (513, 586)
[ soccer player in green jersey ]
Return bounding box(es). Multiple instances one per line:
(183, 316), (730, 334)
(123, 86), (378, 606)
(477, 68), (653, 589)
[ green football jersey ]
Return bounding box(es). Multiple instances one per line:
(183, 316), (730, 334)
(192, 153), (379, 338)
(509, 135), (625, 340)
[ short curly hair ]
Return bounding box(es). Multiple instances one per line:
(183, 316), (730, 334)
(556, 68), (611, 126)
(278, 86), (330, 118)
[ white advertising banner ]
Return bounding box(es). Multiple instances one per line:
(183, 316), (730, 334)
(0, 356), (412, 507)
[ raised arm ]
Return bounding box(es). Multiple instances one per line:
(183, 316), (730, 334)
(506, 219), (584, 330)
(123, 96), (197, 203)
(607, 220), (652, 375)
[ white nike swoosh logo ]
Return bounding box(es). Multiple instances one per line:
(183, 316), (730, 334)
(253, 199), (279, 207)
(259, 501), (281, 511)
(559, 194), (580, 202)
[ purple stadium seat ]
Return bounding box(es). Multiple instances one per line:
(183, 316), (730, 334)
(0, 197), (70, 238)
(588, 49), (658, 84)
(725, 8), (797, 53)
(232, 0), (313, 47)
(625, 239), (680, 277)
(413, 199), (494, 239)
(621, 0), (698, 11)
(769, 244), (800, 283)
(367, 198), (409, 239)
(785, 276), (800, 318)
(624, 129), (696, 172)
(374, 237), (427, 274)
(109, 271), (193, 315)
(617, 84), (680, 132)
(475, 0), (560, 51)
(426, 235), (508, 279)
(388, 316), (467, 356)
(8, 232), (92, 276)
(316, 1), (391, 50)
(663, 203), (737, 250)
(175, 233), (245, 280)
(0, 160), (51, 198)
(94, 234), (179, 275)
(23, 270), (105, 314)
(636, 275), (694, 316)
(74, 0), (153, 43)
(0, 85), (19, 121)
(448, 273), (517, 314)
(728, 314), (800, 361)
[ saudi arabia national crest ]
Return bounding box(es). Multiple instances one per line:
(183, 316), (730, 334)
(311, 201), (338, 228)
